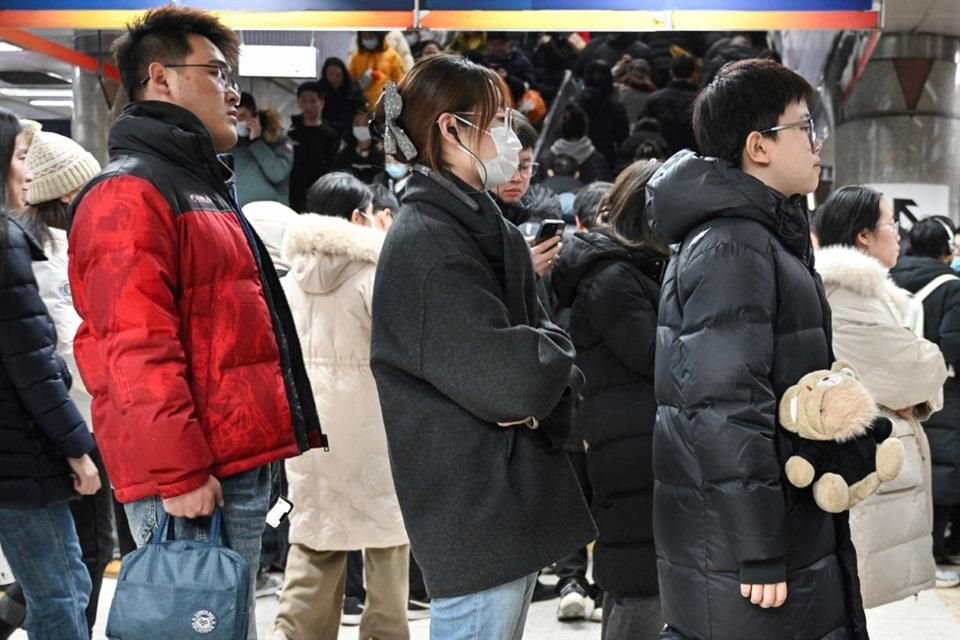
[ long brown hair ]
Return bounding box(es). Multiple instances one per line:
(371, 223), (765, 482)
(601, 159), (668, 254)
(373, 53), (507, 172)
(18, 199), (70, 252)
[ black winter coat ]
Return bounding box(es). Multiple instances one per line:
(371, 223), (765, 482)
(648, 151), (867, 640)
(288, 114), (342, 213)
(370, 167), (596, 598)
(551, 230), (666, 597)
(575, 88), (630, 168)
(0, 216), (94, 508)
(641, 79), (699, 156)
(891, 255), (960, 505)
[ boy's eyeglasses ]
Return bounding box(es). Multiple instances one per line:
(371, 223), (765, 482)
(759, 116), (822, 152)
(518, 162), (539, 177)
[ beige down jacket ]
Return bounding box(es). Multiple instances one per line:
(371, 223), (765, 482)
(281, 214), (408, 551)
(816, 245), (947, 608)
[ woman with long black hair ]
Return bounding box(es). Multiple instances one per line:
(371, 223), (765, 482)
(0, 108), (100, 639)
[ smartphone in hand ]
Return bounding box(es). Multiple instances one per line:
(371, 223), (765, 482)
(533, 219), (566, 246)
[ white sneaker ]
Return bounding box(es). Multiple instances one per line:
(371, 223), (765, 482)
(590, 592), (603, 622)
(935, 568), (960, 588)
(556, 582), (587, 621)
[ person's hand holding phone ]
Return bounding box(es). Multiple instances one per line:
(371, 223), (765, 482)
(527, 219), (565, 278)
(529, 235), (561, 277)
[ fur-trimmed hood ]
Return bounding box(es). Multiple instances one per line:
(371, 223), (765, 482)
(815, 245), (913, 321)
(283, 213), (384, 294)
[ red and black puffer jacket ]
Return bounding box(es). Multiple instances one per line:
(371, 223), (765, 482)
(69, 101), (326, 503)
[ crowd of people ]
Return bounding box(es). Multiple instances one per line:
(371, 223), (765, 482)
(0, 5), (959, 640)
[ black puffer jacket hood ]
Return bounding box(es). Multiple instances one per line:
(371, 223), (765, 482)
(552, 229), (665, 308)
(892, 254), (955, 292)
(647, 150), (812, 262)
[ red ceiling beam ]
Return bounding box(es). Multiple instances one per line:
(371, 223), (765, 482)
(0, 28), (119, 81)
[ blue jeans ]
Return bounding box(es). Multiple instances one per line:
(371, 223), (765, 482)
(430, 573), (537, 640)
(125, 466), (271, 640)
(0, 502), (91, 639)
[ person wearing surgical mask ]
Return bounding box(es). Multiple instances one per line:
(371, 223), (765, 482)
(333, 105), (385, 184)
(379, 155), (412, 197)
(368, 54), (595, 640)
(231, 92), (294, 206)
(348, 32), (406, 119)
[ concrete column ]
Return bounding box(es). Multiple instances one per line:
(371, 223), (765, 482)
(834, 33), (960, 223)
(72, 31), (120, 165)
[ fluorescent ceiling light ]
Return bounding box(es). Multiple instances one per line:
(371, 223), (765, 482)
(0, 88), (73, 98)
(29, 99), (73, 108)
(0, 43), (23, 53)
(239, 44), (317, 79)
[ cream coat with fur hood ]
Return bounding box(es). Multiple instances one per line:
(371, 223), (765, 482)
(281, 214), (408, 550)
(816, 245), (946, 608)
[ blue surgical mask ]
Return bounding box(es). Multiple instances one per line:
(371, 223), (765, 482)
(235, 122), (249, 138)
(385, 163), (409, 180)
(362, 37), (379, 51)
(951, 257), (960, 272)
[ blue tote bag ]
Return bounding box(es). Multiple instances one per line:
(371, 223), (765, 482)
(106, 507), (250, 639)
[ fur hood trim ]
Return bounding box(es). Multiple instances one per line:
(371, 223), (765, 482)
(816, 245), (913, 319)
(283, 213), (383, 264)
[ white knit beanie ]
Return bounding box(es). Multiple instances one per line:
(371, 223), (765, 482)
(25, 131), (101, 205)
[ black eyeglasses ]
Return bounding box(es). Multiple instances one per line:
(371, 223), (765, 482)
(139, 62), (239, 94)
(759, 116), (820, 151)
(518, 161), (539, 177)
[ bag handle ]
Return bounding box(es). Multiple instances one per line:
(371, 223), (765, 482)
(150, 506), (231, 549)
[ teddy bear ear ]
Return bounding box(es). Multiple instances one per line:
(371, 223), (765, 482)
(779, 386), (802, 433)
(832, 361), (859, 380)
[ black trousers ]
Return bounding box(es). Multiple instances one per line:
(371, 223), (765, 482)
(67, 446), (115, 635)
(346, 550), (366, 600)
(555, 450), (592, 590)
(260, 462), (290, 574)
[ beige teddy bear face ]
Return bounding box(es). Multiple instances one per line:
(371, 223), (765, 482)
(779, 363), (877, 442)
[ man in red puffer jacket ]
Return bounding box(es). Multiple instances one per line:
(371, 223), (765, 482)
(68, 8), (325, 635)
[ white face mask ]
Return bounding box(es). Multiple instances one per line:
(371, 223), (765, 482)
(236, 121), (249, 138)
(453, 114), (521, 189)
(353, 125), (371, 143)
(361, 37), (379, 51)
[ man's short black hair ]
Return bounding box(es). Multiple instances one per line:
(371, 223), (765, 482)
(112, 5), (240, 101)
(671, 55), (696, 80)
(370, 182), (400, 214)
(573, 181), (612, 229)
(560, 103), (589, 140)
(514, 116), (538, 150)
(552, 154), (578, 177)
(692, 58), (813, 167)
(907, 217), (954, 259)
(239, 91), (257, 112)
(486, 32), (510, 44)
(297, 80), (326, 99)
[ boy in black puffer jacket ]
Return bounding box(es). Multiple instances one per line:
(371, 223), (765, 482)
(648, 59), (868, 640)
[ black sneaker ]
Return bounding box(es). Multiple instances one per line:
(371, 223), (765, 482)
(407, 598), (431, 621)
(342, 596), (364, 626)
(556, 580), (588, 621)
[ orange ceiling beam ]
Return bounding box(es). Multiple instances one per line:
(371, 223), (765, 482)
(0, 27), (119, 81)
